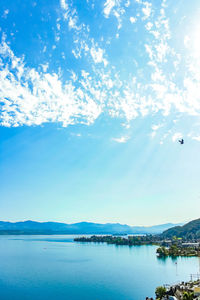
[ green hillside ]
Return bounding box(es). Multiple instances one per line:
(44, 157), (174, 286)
(161, 218), (200, 239)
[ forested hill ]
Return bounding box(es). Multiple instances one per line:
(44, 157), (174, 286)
(161, 218), (200, 239)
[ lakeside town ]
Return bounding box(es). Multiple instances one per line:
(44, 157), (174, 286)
(74, 220), (200, 300)
(146, 278), (200, 300)
(75, 233), (200, 299)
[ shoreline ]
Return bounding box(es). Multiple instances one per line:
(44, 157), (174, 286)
(74, 235), (200, 257)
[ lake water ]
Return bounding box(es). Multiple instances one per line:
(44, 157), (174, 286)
(0, 235), (199, 300)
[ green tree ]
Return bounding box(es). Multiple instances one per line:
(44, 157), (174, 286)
(182, 291), (194, 300)
(169, 245), (179, 256)
(157, 246), (168, 256)
(155, 286), (166, 299)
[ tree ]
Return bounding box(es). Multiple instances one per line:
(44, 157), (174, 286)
(182, 291), (194, 300)
(155, 286), (166, 299)
(157, 246), (168, 256)
(169, 245), (179, 256)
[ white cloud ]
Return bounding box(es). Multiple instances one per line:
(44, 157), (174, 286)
(104, 0), (116, 18)
(1, 0), (200, 141)
(41, 63), (49, 72)
(192, 136), (200, 142)
(1, 33), (200, 131)
(60, 0), (68, 11)
(125, 0), (130, 7)
(103, 0), (125, 30)
(60, 0), (82, 32)
(0, 41), (104, 127)
(3, 9), (9, 19)
(112, 135), (130, 143)
(151, 123), (163, 138)
(145, 22), (153, 30)
(172, 133), (182, 142)
(90, 47), (108, 66)
(68, 16), (79, 30)
(43, 46), (47, 53)
(142, 2), (152, 20)
(130, 17), (137, 24)
(152, 124), (163, 131)
(71, 132), (82, 137)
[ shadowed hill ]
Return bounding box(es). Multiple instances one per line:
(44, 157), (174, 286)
(161, 218), (200, 239)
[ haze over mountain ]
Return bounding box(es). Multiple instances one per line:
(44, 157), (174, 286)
(0, 220), (183, 235)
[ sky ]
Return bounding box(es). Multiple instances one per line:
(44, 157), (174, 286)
(0, 0), (200, 226)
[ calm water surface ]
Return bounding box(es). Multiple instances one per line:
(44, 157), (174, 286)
(0, 235), (199, 300)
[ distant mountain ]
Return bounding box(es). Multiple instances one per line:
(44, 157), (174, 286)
(161, 218), (200, 239)
(0, 220), (182, 235)
(131, 223), (183, 234)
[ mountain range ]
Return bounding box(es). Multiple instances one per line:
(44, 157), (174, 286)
(0, 220), (183, 235)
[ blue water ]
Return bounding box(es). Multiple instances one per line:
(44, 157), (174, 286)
(0, 235), (199, 300)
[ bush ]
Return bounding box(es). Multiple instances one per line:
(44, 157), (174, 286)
(155, 286), (166, 299)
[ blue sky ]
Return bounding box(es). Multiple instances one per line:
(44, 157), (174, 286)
(0, 0), (200, 225)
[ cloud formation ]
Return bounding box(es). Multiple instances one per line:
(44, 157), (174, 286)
(0, 0), (200, 142)
(112, 135), (130, 143)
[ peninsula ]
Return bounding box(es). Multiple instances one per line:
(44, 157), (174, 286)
(74, 218), (200, 257)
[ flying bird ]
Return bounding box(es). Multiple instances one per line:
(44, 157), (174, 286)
(179, 139), (184, 144)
